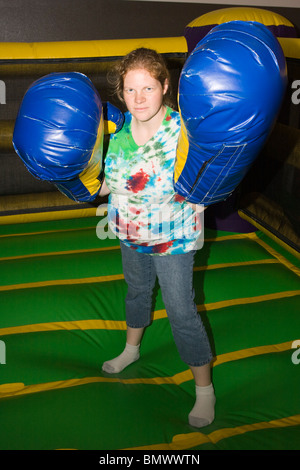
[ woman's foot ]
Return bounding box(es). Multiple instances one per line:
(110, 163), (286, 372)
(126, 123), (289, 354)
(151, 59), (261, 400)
(188, 383), (216, 428)
(102, 343), (140, 374)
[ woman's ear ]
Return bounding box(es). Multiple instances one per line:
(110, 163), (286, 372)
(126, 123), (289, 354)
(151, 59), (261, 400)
(163, 79), (169, 95)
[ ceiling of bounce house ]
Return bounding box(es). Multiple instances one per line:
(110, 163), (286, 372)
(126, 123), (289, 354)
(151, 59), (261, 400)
(0, 4), (299, 454)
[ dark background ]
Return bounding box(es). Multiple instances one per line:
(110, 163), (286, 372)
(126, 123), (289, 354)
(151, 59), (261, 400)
(0, 0), (299, 42)
(0, 1), (299, 200)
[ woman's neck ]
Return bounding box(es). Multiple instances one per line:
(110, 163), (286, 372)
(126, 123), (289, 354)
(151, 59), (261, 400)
(131, 105), (166, 146)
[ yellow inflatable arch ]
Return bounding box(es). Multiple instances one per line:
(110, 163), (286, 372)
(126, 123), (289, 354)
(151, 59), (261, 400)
(185, 7), (298, 52)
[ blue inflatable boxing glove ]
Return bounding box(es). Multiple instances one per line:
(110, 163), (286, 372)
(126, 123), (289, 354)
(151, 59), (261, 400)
(174, 21), (287, 205)
(13, 72), (124, 202)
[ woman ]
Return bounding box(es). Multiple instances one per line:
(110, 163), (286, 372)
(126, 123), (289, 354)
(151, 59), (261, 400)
(99, 48), (215, 428)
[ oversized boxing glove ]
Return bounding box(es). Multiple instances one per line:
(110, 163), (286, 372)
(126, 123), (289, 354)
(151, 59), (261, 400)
(13, 72), (124, 202)
(174, 21), (287, 205)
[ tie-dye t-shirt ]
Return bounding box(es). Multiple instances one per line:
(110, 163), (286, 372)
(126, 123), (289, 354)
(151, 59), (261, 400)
(104, 106), (202, 255)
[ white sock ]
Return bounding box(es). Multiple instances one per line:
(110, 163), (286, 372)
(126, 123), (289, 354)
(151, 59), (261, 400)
(102, 343), (140, 374)
(188, 383), (216, 428)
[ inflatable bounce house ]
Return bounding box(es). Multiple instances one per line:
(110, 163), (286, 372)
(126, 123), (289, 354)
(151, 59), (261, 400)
(0, 7), (300, 450)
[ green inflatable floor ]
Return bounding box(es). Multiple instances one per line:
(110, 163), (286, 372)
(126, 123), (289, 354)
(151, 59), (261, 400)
(0, 215), (299, 450)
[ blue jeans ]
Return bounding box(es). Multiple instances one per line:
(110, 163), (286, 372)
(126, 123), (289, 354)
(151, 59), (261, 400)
(120, 242), (213, 367)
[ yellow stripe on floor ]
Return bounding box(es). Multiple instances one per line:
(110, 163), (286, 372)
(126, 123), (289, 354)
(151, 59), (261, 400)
(124, 414), (300, 450)
(0, 245), (120, 261)
(0, 292), (299, 336)
(0, 340), (294, 399)
(0, 273), (125, 291)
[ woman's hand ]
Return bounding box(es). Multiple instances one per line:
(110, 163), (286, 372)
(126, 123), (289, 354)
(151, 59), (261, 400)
(99, 178), (110, 197)
(187, 202), (206, 213)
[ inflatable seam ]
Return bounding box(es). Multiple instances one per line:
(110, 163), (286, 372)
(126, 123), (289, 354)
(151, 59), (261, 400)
(190, 143), (247, 203)
(205, 144), (247, 202)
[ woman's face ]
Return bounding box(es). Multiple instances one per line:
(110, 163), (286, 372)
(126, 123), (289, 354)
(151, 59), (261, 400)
(123, 68), (168, 123)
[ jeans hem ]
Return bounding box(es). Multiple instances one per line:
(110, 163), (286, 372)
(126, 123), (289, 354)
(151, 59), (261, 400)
(185, 356), (213, 368)
(126, 322), (152, 329)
